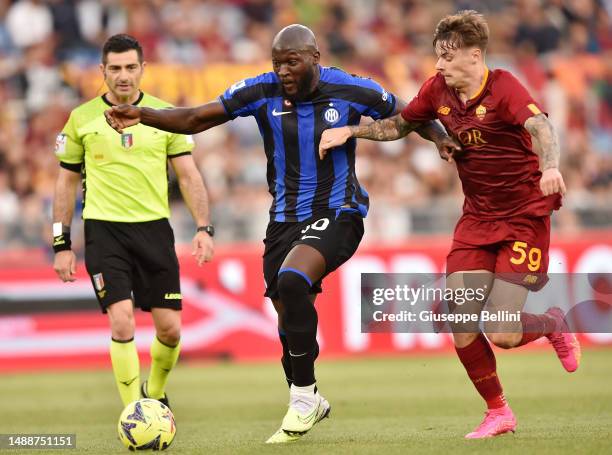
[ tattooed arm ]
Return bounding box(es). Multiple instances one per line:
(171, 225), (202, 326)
(348, 113), (418, 141)
(524, 113), (560, 169)
(524, 113), (566, 195)
(319, 114), (461, 161)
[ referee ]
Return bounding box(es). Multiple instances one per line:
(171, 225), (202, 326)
(105, 25), (459, 442)
(52, 34), (214, 409)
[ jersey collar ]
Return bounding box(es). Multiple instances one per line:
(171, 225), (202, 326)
(468, 67), (489, 101)
(102, 90), (144, 107)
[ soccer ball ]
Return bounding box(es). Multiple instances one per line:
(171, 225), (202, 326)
(117, 399), (176, 451)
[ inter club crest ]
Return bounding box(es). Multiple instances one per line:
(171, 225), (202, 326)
(475, 104), (487, 120)
(323, 106), (340, 125)
(121, 133), (133, 148)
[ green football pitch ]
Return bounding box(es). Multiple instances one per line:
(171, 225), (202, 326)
(2, 349), (611, 454)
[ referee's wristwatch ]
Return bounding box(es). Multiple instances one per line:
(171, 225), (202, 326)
(197, 225), (215, 237)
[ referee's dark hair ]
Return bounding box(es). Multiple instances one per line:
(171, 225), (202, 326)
(102, 34), (143, 64)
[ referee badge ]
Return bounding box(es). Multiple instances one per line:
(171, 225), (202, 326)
(121, 133), (133, 148)
(92, 273), (105, 291)
(54, 133), (67, 155)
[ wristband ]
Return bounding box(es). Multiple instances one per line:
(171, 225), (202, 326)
(52, 222), (72, 253)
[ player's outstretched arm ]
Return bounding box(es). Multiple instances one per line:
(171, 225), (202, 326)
(105, 101), (230, 135)
(170, 155), (214, 266)
(524, 113), (566, 196)
(52, 167), (80, 282)
(352, 113), (417, 141)
(319, 114), (460, 161)
(319, 114), (416, 159)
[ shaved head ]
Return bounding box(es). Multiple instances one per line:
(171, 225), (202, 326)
(272, 24), (318, 53)
(271, 24), (320, 100)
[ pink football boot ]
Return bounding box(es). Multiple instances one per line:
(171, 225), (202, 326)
(465, 405), (517, 439)
(545, 307), (581, 373)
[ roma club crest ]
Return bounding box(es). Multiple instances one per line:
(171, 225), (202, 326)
(475, 104), (487, 120)
(121, 133), (133, 148)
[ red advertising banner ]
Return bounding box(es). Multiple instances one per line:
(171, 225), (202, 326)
(1, 232), (611, 372)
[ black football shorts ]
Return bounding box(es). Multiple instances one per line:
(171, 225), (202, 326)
(84, 219), (182, 313)
(263, 208), (365, 300)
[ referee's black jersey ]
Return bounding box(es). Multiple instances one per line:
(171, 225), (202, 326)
(219, 66), (397, 222)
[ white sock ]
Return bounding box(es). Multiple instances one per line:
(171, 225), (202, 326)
(290, 383), (317, 414)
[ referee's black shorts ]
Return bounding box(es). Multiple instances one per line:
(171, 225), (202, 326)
(263, 208), (365, 300)
(84, 219), (182, 313)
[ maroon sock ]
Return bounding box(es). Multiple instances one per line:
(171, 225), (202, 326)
(455, 333), (506, 409)
(516, 312), (557, 346)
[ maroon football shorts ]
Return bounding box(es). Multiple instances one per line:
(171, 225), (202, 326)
(446, 214), (551, 291)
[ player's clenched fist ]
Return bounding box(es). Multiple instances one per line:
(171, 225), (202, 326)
(104, 105), (142, 134)
(319, 126), (352, 160)
(540, 168), (566, 196)
(434, 136), (462, 163)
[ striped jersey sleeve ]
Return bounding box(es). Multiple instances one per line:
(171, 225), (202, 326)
(219, 72), (278, 119)
(350, 75), (396, 119)
(326, 69), (396, 120)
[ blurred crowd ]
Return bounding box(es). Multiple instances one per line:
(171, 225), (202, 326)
(0, 0), (610, 255)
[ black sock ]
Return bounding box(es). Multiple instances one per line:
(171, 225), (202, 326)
(286, 330), (317, 387)
(279, 326), (319, 388)
(278, 328), (293, 387)
(277, 270), (318, 387)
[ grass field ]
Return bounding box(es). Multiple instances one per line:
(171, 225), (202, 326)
(2, 349), (611, 454)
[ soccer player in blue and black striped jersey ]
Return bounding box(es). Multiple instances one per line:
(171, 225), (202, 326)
(106, 24), (460, 443)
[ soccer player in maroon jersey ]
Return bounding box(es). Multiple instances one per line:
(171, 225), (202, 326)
(319, 10), (581, 439)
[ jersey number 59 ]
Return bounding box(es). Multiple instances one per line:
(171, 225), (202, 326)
(509, 241), (542, 272)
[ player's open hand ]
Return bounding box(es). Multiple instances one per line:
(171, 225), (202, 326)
(104, 105), (141, 134)
(192, 231), (214, 266)
(53, 250), (77, 282)
(435, 136), (462, 163)
(319, 126), (352, 160)
(540, 167), (566, 196)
